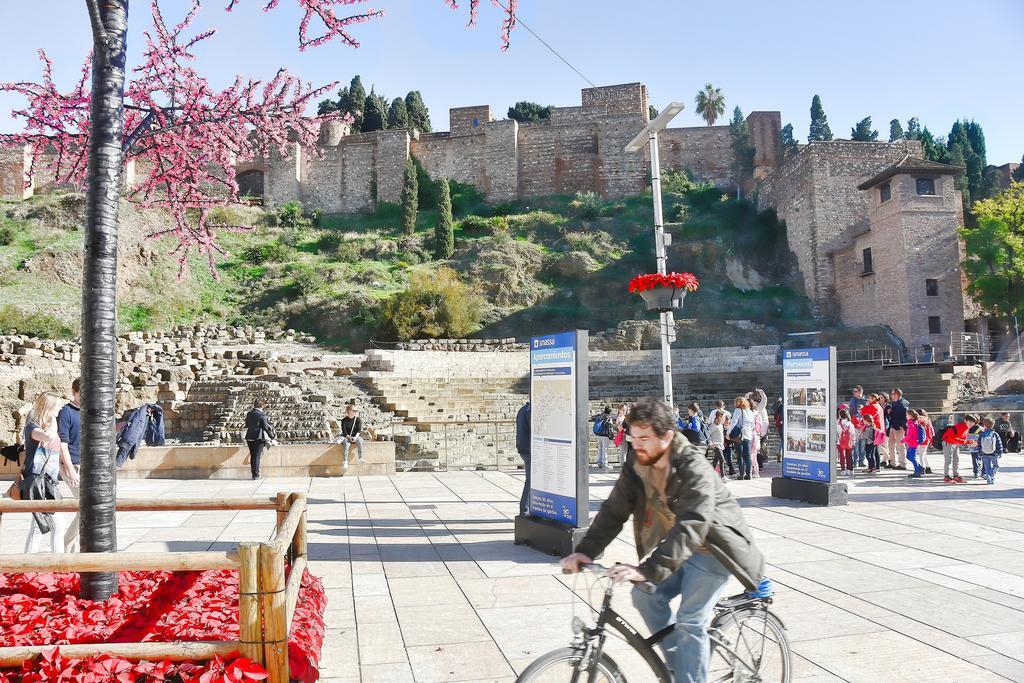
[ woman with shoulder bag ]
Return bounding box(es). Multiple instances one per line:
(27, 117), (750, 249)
(730, 396), (755, 480)
(22, 392), (67, 553)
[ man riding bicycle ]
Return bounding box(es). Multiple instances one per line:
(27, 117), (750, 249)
(561, 398), (765, 683)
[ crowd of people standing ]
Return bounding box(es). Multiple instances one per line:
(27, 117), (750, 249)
(588, 388), (780, 481)
(842, 385), (1017, 485)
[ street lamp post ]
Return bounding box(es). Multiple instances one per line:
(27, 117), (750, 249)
(625, 102), (686, 406)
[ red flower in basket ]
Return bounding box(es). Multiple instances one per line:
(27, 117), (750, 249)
(628, 272), (699, 294)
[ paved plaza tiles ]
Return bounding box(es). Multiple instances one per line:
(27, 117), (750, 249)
(2, 458), (1023, 682)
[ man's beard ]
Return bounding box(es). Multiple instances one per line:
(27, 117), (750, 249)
(634, 446), (668, 466)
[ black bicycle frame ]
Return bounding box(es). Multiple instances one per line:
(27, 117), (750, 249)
(577, 588), (674, 683)
(577, 588), (779, 683)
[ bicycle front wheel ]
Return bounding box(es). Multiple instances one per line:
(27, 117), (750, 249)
(708, 607), (791, 683)
(516, 646), (625, 682)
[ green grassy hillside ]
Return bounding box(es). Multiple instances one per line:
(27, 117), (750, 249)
(0, 180), (817, 350)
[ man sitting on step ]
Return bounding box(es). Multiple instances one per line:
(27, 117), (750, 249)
(337, 404), (364, 468)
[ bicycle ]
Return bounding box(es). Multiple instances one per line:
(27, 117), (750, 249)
(516, 563), (791, 682)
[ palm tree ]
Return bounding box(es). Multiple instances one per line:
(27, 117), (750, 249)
(694, 83), (726, 127)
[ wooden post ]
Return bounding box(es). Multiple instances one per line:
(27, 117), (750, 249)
(275, 492), (288, 534)
(258, 542), (289, 682)
(288, 493), (307, 561)
(238, 542), (263, 665)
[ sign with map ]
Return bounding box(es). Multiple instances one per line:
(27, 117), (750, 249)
(781, 347), (836, 483)
(528, 331), (588, 526)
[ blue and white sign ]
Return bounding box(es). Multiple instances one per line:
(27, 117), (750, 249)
(781, 347), (834, 483)
(529, 332), (579, 525)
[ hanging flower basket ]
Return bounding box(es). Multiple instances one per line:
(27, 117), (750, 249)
(628, 272), (699, 312)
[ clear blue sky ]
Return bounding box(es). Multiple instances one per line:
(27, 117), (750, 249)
(0, 1), (1021, 164)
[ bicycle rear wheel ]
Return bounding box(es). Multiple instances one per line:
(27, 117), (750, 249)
(516, 647), (625, 682)
(708, 607), (790, 683)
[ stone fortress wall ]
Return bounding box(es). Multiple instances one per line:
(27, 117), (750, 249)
(0, 81), (978, 352)
(257, 83), (784, 212)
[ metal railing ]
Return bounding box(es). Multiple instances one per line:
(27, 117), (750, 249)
(384, 418), (518, 472)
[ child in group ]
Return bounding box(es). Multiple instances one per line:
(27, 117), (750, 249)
(837, 409), (856, 475)
(708, 411), (727, 479)
(722, 413), (736, 477)
(978, 417), (1004, 485)
(860, 401), (883, 473)
(917, 409), (935, 475)
(858, 407), (877, 473)
(967, 418), (985, 479)
(902, 409), (925, 478)
(941, 414), (976, 483)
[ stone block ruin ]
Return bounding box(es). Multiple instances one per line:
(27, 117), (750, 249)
(1, 327), (962, 472)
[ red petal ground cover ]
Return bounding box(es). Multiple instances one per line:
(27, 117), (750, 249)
(0, 568), (326, 683)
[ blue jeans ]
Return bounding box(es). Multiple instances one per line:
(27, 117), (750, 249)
(982, 454), (999, 482)
(632, 552), (732, 683)
(519, 449), (531, 516)
(853, 439), (865, 466)
(906, 447), (923, 475)
(736, 440), (752, 477)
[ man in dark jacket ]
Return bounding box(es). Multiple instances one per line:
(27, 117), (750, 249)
(515, 401), (531, 516)
(244, 399), (276, 479)
(887, 388), (910, 470)
(561, 398), (765, 683)
(337, 404), (364, 468)
(995, 413), (1020, 453)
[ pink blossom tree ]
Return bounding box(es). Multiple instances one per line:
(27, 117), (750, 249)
(1, 0), (518, 601)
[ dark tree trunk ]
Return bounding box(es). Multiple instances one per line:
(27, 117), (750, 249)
(79, 0), (129, 601)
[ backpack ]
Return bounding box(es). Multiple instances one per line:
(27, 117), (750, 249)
(838, 422), (856, 450)
(934, 425), (950, 450)
(593, 416), (606, 436)
(981, 431), (998, 455)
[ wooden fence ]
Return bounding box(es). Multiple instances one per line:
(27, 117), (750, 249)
(0, 492), (308, 682)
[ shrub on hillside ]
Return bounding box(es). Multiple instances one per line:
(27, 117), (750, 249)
(661, 168), (699, 196)
(242, 241), (292, 264)
(0, 224), (14, 246)
(561, 230), (621, 262)
(208, 205), (250, 226)
(275, 201), (312, 246)
(317, 231), (346, 253)
(459, 215), (490, 233)
(489, 201), (517, 217)
(381, 268), (484, 341)
(569, 191), (603, 219)
(0, 305), (75, 339)
(507, 210), (564, 234)
(460, 215), (509, 236)
(449, 180), (485, 215)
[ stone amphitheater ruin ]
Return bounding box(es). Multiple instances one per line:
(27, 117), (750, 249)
(1, 325), (974, 474)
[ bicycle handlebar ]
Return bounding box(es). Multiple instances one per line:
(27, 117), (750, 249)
(563, 562), (657, 594)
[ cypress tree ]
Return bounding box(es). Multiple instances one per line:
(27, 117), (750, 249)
(434, 178), (453, 260)
(1013, 155), (1024, 182)
(808, 95), (832, 142)
(780, 123), (799, 160)
(949, 120), (985, 202)
(729, 106), (755, 181)
(387, 97), (409, 130)
(888, 119), (904, 142)
(905, 117), (921, 140)
(850, 117), (879, 141)
(405, 91), (432, 133)
(347, 76), (366, 128)
(361, 90), (387, 132)
(401, 158), (418, 235)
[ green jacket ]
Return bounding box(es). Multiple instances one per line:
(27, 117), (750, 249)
(574, 433), (765, 590)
